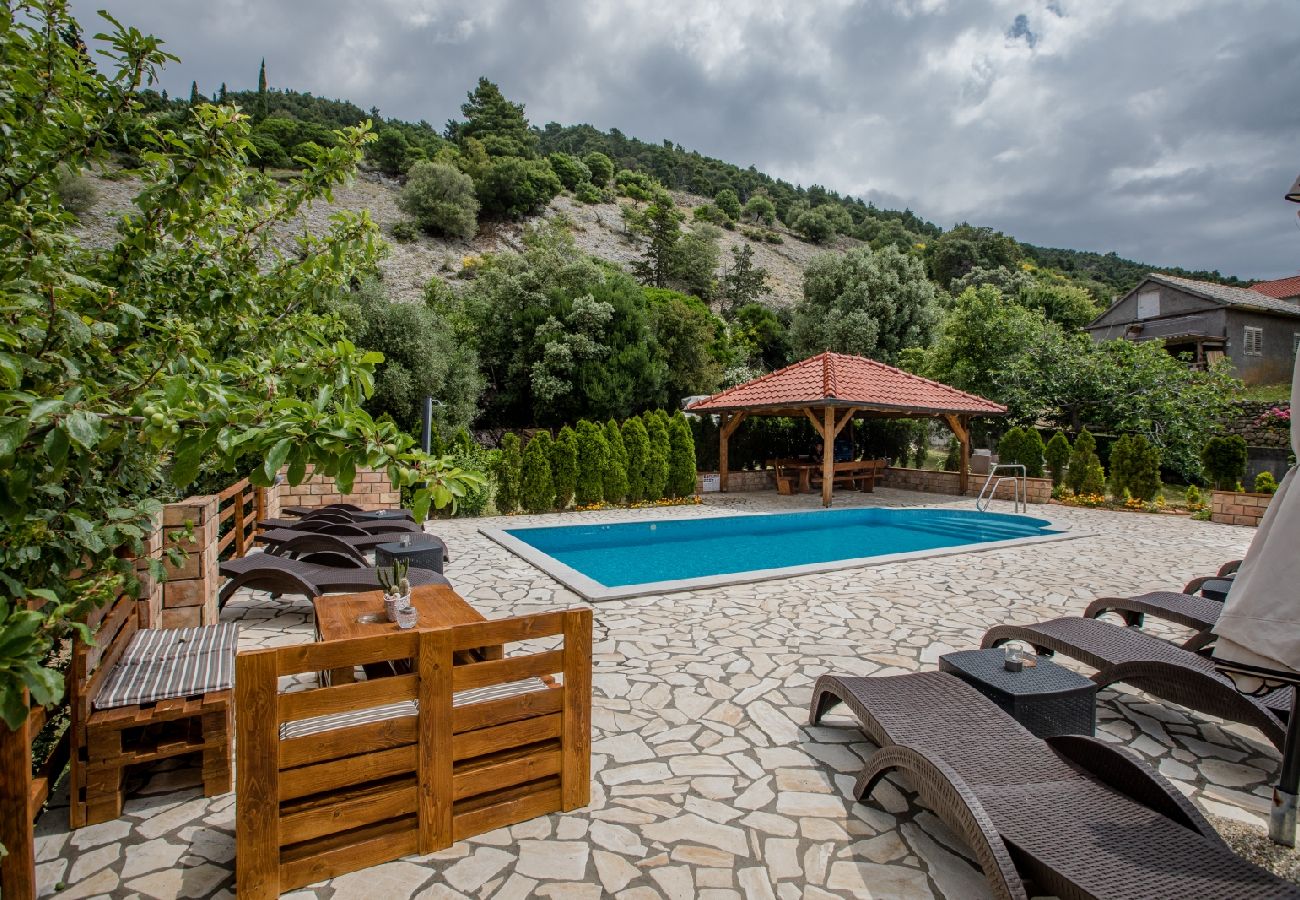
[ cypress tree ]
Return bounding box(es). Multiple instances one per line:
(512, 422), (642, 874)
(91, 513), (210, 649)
(1044, 431), (1070, 486)
(255, 58), (268, 122)
(1109, 434), (1135, 499)
(644, 412), (670, 500)
(189, 80), (201, 106)
(667, 412), (698, 498)
(551, 426), (578, 509)
(520, 432), (554, 513)
(494, 432), (522, 513)
(622, 417), (650, 503)
(575, 420), (609, 506)
(218, 82), (228, 103)
(1066, 428), (1097, 493)
(603, 419), (629, 504)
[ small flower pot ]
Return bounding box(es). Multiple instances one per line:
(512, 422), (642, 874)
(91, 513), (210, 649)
(385, 592), (412, 622)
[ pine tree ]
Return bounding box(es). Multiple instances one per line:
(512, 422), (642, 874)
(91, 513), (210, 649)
(494, 432), (522, 513)
(550, 426), (578, 509)
(720, 243), (770, 313)
(458, 77), (537, 158)
(667, 412), (697, 498)
(575, 420), (609, 506)
(622, 417), (650, 503)
(602, 419), (629, 504)
(520, 432), (554, 513)
(644, 412), (671, 500)
(255, 58), (268, 122)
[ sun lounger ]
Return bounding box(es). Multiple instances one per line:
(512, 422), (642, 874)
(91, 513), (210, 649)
(256, 527), (449, 565)
(218, 551), (448, 606)
(257, 514), (422, 534)
(808, 670), (1299, 900)
(1084, 591), (1224, 652)
(981, 617), (1290, 750)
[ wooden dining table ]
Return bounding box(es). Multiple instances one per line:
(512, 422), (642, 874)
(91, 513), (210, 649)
(312, 583), (502, 684)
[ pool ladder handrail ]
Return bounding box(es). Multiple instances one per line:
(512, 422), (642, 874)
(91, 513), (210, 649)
(976, 464), (1027, 514)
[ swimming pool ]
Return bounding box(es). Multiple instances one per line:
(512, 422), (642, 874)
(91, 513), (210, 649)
(484, 507), (1073, 600)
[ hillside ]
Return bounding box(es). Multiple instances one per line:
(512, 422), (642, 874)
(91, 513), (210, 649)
(74, 169), (854, 308)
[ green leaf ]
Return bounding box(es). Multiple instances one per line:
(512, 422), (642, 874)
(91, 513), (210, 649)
(164, 375), (188, 406)
(169, 435), (205, 488)
(0, 419), (26, 458)
(43, 426), (69, 466)
(263, 438), (292, 482)
(62, 410), (102, 449)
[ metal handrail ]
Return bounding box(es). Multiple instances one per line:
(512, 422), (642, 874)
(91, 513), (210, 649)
(976, 464), (1027, 513)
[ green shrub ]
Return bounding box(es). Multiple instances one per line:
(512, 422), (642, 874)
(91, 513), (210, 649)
(445, 429), (493, 517)
(995, 427), (1044, 478)
(520, 432), (555, 513)
(668, 412), (698, 498)
(1185, 485), (1202, 508)
(943, 437), (961, 472)
(551, 426), (578, 509)
(494, 433), (522, 513)
(622, 416), (650, 502)
(714, 188), (741, 220)
(547, 152), (591, 191)
(1066, 428), (1097, 493)
(574, 182), (604, 204)
(793, 208), (834, 244)
(1079, 453), (1106, 496)
(575, 420), (609, 506)
(1109, 433), (1161, 501)
(743, 193), (777, 226)
(644, 411), (671, 500)
(1201, 435), (1248, 490)
(692, 203), (728, 225)
(1255, 470), (1279, 494)
(391, 219), (419, 243)
(476, 156), (562, 218)
(603, 420), (629, 504)
(56, 166), (97, 219)
(1044, 431), (1070, 486)
(398, 160), (479, 239)
(583, 151), (614, 187)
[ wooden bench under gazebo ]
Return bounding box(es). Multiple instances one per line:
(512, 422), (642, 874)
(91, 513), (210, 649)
(686, 351), (1007, 507)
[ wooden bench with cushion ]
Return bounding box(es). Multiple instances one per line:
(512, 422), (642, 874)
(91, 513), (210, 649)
(236, 607), (592, 898)
(69, 591), (237, 828)
(809, 458), (887, 492)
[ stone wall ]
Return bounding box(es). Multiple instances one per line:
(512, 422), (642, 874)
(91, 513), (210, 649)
(880, 467), (1053, 504)
(1211, 490), (1273, 527)
(697, 470), (772, 493)
(275, 465), (401, 512)
(1222, 401), (1290, 450)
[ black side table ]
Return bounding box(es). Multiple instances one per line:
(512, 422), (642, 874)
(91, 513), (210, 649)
(353, 508), (415, 523)
(939, 648), (1097, 738)
(374, 535), (448, 575)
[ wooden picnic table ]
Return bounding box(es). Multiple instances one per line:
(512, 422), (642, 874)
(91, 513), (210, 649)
(312, 583), (502, 684)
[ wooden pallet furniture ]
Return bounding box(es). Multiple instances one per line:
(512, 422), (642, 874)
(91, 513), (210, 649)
(236, 607), (593, 898)
(0, 687), (72, 900)
(809, 458), (886, 492)
(68, 591), (236, 828)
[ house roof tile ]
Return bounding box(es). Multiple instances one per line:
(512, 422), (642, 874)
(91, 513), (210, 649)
(686, 352), (1006, 416)
(1250, 275), (1300, 301)
(1145, 273), (1300, 318)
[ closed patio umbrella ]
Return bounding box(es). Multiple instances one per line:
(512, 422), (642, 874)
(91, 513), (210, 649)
(1212, 354), (1300, 844)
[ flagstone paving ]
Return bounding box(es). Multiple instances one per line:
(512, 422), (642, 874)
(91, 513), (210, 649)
(36, 489), (1272, 899)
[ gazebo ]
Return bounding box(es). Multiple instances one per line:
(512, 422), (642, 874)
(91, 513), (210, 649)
(686, 351), (1007, 506)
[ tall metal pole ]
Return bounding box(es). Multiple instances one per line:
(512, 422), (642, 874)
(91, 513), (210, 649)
(421, 395), (433, 454)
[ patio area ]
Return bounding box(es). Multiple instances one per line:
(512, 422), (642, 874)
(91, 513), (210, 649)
(33, 489), (1273, 900)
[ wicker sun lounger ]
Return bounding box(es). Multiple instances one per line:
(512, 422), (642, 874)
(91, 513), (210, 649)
(255, 526), (449, 563)
(218, 551), (448, 606)
(1084, 591), (1224, 652)
(982, 617), (1290, 750)
(808, 671), (1298, 900)
(256, 514), (422, 534)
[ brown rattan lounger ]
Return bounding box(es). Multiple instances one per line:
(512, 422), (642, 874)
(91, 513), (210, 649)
(256, 515), (422, 534)
(255, 526), (450, 564)
(982, 617), (1290, 750)
(810, 671), (1299, 900)
(217, 551), (448, 606)
(1084, 591), (1224, 652)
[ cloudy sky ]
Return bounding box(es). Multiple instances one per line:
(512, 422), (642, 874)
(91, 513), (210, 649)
(72, 0), (1300, 278)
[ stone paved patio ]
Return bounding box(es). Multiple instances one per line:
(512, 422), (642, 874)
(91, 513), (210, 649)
(34, 489), (1272, 899)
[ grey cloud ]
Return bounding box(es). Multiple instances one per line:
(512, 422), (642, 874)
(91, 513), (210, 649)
(69, 0), (1300, 277)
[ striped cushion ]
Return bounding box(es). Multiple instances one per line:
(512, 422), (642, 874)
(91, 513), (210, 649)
(93, 623), (239, 710)
(279, 677), (551, 740)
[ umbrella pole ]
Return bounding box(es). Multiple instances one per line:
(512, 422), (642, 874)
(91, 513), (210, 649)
(1272, 693), (1300, 846)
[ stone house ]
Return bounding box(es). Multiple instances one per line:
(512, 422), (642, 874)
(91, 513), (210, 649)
(1085, 273), (1300, 384)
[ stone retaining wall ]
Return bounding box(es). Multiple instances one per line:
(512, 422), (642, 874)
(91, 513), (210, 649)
(275, 465), (401, 512)
(881, 467), (1053, 504)
(697, 470), (771, 493)
(1211, 490), (1273, 527)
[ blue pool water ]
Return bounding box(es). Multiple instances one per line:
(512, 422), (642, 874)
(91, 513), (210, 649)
(503, 508), (1061, 588)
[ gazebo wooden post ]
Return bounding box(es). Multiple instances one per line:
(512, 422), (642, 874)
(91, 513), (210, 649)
(719, 411), (746, 493)
(943, 414), (971, 495)
(821, 406), (835, 507)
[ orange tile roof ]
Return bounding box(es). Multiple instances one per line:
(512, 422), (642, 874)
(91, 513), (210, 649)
(1251, 275), (1300, 301)
(686, 351), (1006, 416)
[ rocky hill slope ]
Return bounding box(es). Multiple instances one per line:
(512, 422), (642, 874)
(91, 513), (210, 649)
(75, 169), (853, 307)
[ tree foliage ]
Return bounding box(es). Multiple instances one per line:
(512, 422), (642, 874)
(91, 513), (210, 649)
(547, 152), (590, 191)
(1066, 429), (1098, 494)
(582, 151), (614, 187)
(0, 3), (481, 724)
(1109, 433), (1162, 501)
(603, 419), (629, 503)
(719, 243), (770, 313)
(996, 427), (1044, 478)
(1044, 431), (1070, 486)
(791, 246), (937, 363)
(494, 432), (522, 513)
(667, 412), (697, 498)
(927, 224), (1022, 289)
(550, 426), (579, 509)
(644, 411), (671, 500)
(397, 160), (479, 238)
(1201, 435), (1247, 490)
(575, 420), (608, 506)
(622, 417), (650, 502)
(520, 432), (555, 512)
(454, 77), (537, 158)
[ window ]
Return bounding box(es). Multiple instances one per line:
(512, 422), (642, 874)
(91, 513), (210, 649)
(1136, 289), (1160, 319)
(1244, 325), (1264, 356)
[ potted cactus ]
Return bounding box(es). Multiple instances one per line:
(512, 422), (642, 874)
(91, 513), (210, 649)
(377, 558), (412, 622)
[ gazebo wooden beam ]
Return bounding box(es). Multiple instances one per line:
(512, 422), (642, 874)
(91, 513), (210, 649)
(718, 411), (748, 493)
(801, 406), (859, 507)
(943, 414), (971, 495)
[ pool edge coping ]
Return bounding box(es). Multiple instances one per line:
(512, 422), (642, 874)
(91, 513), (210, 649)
(480, 507), (1092, 602)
